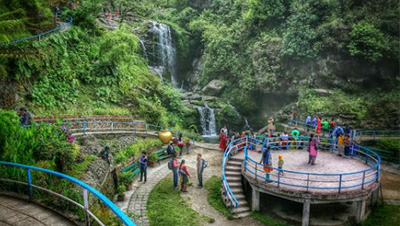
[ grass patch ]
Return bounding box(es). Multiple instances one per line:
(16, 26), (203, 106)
(147, 178), (213, 226)
(251, 211), (289, 226)
(361, 205), (400, 226)
(204, 176), (233, 219)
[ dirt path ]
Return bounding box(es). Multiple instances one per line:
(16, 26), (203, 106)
(177, 147), (264, 226)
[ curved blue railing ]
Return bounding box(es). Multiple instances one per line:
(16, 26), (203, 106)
(0, 161), (136, 226)
(221, 135), (381, 211)
(0, 15), (73, 46)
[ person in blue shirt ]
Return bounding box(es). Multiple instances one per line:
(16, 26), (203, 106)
(312, 116), (317, 129)
(139, 151), (147, 183)
(260, 146), (273, 182)
(305, 115), (311, 126)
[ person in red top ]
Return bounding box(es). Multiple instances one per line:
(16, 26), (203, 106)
(316, 116), (322, 134)
(179, 160), (191, 192)
(219, 129), (227, 152)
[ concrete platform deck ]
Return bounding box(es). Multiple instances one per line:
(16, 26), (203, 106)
(236, 149), (378, 195)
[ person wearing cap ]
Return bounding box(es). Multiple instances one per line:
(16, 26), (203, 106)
(278, 155), (284, 177)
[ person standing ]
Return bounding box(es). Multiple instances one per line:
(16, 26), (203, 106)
(329, 118), (336, 134)
(260, 146), (273, 182)
(344, 134), (350, 158)
(171, 154), (180, 189)
(316, 116), (322, 135)
(178, 134), (184, 156)
(337, 134), (344, 156)
(305, 115), (312, 130)
(291, 128), (300, 149)
(308, 134), (318, 165)
(196, 154), (206, 188)
(179, 160), (190, 192)
(186, 139), (191, 154)
(220, 125), (228, 136)
(138, 152), (147, 183)
(278, 155), (284, 177)
(219, 129), (227, 152)
(312, 116), (317, 129)
(321, 119), (329, 134)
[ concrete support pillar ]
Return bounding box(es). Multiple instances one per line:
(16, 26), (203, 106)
(251, 188), (260, 211)
(355, 199), (367, 223)
(302, 199), (310, 226)
(371, 188), (379, 207)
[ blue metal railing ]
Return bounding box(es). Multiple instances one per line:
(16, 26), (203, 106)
(221, 135), (381, 211)
(0, 15), (73, 46)
(0, 161), (136, 226)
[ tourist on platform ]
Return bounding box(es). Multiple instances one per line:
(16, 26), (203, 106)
(321, 119), (329, 134)
(260, 146), (273, 182)
(344, 134), (351, 157)
(138, 152), (147, 183)
(186, 139), (191, 154)
(329, 118), (336, 134)
(308, 134), (319, 165)
(197, 154), (206, 188)
(316, 116), (322, 134)
(281, 131), (289, 149)
(344, 124), (351, 135)
(268, 117), (275, 136)
(305, 115), (312, 127)
(172, 154), (180, 189)
(291, 128), (300, 149)
(278, 154), (285, 177)
(178, 133), (185, 156)
(179, 160), (190, 192)
(337, 134), (344, 156)
(312, 116), (317, 129)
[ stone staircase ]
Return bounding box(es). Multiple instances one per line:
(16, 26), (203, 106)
(225, 156), (251, 218)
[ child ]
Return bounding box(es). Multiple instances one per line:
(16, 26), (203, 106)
(338, 134), (344, 156)
(278, 155), (284, 177)
(186, 139), (191, 154)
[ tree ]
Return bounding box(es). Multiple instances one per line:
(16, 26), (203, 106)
(348, 21), (388, 63)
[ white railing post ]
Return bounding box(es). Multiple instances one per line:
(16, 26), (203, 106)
(83, 188), (90, 226)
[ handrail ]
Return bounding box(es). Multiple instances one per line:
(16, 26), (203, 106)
(0, 15), (73, 46)
(0, 161), (136, 226)
(221, 135), (381, 210)
(221, 137), (246, 208)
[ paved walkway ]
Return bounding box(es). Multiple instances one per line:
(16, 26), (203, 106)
(113, 162), (170, 226)
(0, 195), (76, 226)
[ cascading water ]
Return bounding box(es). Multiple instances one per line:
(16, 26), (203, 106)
(138, 38), (148, 60)
(196, 105), (217, 137)
(149, 21), (177, 85)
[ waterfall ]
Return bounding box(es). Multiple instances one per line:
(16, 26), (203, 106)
(150, 21), (177, 85)
(138, 38), (148, 60)
(196, 105), (217, 137)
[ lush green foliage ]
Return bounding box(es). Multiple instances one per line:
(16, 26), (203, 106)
(361, 205), (400, 226)
(147, 177), (213, 226)
(115, 138), (162, 164)
(251, 211), (289, 226)
(204, 176), (233, 219)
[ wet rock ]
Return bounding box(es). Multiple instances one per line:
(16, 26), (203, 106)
(202, 80), (224, 96)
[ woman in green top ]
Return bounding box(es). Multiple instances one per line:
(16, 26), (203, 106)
(291, 128), (300, 149)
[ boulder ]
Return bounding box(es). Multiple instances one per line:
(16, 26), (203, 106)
(189, 93), (202, 101)
(202, 80), (224, 96)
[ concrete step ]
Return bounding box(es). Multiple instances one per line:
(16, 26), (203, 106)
(225, 166), (241, 172)
(231, 188), (243, 194)
(235, 193), (246, 200)
(225, 171), (241, 176)
(232, 206), (251, 214)
(233, 211), (252, 218)
(227, 161), (242, 167)
(230, 157), (244, 163)
(227, 182), (242, 188)
(226, 176), (241, 182)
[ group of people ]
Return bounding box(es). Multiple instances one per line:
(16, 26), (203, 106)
(168, 153), (207, 192)
(166, 133), (191, 157)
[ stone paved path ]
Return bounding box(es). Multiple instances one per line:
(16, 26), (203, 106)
(0, 195), (76, 226)
(125, 163), (171, 226)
